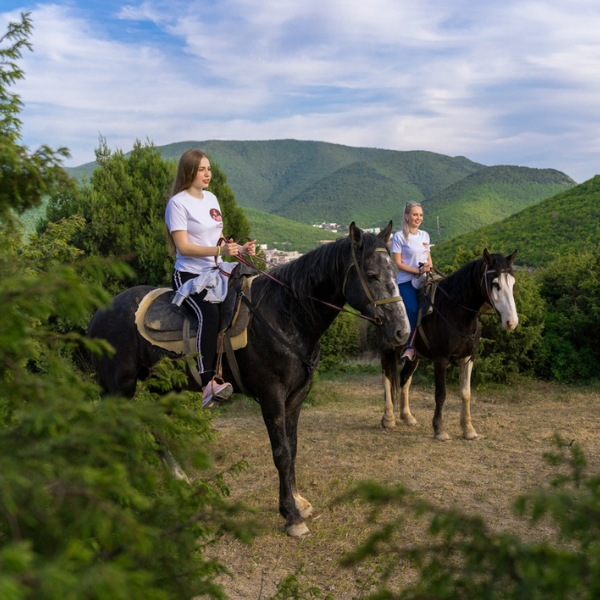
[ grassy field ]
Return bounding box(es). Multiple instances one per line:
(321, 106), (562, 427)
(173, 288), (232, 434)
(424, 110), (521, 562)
(199, 370), (600, 599)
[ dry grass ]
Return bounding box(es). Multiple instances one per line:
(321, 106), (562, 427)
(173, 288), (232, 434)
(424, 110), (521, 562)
(201, 372), (600, 599)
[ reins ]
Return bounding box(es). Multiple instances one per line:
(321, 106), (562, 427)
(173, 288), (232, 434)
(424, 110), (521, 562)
(418, 262), (506, 344)
(233, 242), (403, 326)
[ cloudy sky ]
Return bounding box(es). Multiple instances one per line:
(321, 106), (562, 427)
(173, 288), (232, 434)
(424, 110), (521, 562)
(2, 0), (599, 182)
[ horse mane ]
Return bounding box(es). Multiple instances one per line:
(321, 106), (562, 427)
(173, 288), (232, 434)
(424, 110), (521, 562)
(259, 232), (385, 326)
(441, 252), (513, 300)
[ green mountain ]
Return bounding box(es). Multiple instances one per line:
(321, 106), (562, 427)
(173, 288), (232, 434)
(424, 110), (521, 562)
(431, 175), (600, 268)
(61, 139), (577, 248)
(67, 140), (486, 227)
(419, 165), (576, 243)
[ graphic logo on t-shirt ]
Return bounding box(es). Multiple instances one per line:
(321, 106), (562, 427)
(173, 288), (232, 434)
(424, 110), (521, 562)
(210, 208), (223, 227)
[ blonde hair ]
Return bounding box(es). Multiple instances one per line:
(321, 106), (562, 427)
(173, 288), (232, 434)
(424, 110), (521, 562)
(402, 201), (422, 242)
(165, 149), (210, 257)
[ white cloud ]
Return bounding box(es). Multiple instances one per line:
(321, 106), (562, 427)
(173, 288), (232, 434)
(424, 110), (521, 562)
(3, 0), (599, 181)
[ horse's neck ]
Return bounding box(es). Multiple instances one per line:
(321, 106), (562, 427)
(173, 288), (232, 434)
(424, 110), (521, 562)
(442, 263), (485, 315)
(257, 272), (345, 343)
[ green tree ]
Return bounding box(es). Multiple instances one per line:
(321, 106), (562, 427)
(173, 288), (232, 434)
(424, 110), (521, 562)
(533, 249), (600, 381)
(44, 138), (252, 292)
(0, 13), (69, 225)
(1, 14), (253, 598)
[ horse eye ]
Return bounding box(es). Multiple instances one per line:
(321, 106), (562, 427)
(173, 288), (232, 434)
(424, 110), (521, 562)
(367, 272), (379, 282)
(492, 281), (500, 290)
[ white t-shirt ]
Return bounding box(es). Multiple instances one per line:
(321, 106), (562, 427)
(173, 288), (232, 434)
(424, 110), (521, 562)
(391, 229), (431, 285)
(165, 189), (225, 273)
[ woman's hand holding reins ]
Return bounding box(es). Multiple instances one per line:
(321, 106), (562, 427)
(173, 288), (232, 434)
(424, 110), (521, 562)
(219, 238), (256, 257)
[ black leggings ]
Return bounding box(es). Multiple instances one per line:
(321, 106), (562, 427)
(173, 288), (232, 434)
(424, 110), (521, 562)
(172, 270), (220, 387)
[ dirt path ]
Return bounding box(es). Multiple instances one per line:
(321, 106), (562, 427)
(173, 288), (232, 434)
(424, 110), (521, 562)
(203, 374), (600, 599)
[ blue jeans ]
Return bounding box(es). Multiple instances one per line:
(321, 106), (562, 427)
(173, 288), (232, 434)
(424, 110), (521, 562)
(399, 281), (418, 346)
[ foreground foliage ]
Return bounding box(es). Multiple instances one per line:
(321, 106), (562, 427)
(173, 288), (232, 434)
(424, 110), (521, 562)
(342, 436), (600, 599)
(1, 14), (252, 598)
(1, 218), (255, 599)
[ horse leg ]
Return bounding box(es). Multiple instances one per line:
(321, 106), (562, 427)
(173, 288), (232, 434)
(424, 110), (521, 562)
(458, 357), (479, 440)
(259, 389), (309, 538)
(381, 346), (397, 429)
(286, 402), (314, 520)
(432, 357), (451, 441)
(399, 358), (419, 426)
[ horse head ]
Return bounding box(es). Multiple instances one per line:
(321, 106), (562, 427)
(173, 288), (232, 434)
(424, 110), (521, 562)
(345, 221), (410, 347)
(482, 248), (519, 331)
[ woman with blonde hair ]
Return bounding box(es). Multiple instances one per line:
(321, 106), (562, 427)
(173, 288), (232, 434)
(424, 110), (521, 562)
(165, 149), (255, 407)
(391, 201), (433, 361)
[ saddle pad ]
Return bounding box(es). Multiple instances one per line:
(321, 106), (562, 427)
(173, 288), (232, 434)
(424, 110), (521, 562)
(135, 288), (194, 354)
(144, 289), (198, 341)
(135, 286), (252, 355)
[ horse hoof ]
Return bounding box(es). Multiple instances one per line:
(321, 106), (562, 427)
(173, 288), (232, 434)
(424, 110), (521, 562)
(381, 416), (396, 430)
(401, 415), (418, 426)
(463, 430), (479, 440)
(286, 522), (310, 538)
(435, 432), (451, 441)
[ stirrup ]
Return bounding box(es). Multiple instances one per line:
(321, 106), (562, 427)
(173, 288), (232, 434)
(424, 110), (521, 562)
(202, 378), (233, 408)
(401, 346), (416, 362)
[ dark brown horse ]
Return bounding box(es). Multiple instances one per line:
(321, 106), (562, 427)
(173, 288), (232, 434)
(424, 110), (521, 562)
(88, 222), (410, 536)
(380, 249), (518, 440)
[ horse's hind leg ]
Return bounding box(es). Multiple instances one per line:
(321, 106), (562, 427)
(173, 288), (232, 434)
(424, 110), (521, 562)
(400, 358), (419, 426)
(458, 357), (479, 440)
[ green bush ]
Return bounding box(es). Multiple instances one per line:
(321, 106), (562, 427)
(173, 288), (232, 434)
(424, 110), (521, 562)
(533, 249), (600, 382)
(318, 312), (361, 372)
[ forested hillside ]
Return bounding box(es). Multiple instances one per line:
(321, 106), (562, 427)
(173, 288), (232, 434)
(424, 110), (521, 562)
(421, 165), (576, 243)
(432, 175), (600, 269)
(243, 207), (339, 253)
(65, 139), (575, 240)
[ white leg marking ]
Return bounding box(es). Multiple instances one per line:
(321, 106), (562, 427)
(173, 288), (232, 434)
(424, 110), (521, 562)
(381, 372), (396, 429)
(400, 373), (417, 425)
(459, 358), (478, 440)
(293, 492), (314, 519)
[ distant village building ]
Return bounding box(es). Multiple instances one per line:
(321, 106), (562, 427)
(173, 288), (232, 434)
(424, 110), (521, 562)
(263, 248), (303, 265)
(312, 222), (341, 233)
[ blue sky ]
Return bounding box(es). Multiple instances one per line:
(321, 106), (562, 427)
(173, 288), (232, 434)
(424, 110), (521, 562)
(2, 0), (599, 183)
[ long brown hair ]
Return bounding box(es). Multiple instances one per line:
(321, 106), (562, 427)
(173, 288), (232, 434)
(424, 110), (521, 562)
(165, 149), (210, 257)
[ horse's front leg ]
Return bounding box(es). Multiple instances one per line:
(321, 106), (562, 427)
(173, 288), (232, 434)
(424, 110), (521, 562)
(399, 358), (419, 426)
(432, 357), (450, 441)
(286, 401), (314, 520)
(458, 356), (478, 440)
(381, 347), (398, 429)
(260, 388), (309, 538)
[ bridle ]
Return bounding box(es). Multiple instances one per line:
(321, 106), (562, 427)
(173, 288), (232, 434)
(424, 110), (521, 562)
(235, 241), (404, 327)
(342, 244), (404, 326)
(480, 264), (511, 317)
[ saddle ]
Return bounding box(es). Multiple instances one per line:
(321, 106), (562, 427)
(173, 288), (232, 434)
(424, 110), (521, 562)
(414, 271), (444, 353)
(136, 263), (258, 354)
(416, 271), (444, 322)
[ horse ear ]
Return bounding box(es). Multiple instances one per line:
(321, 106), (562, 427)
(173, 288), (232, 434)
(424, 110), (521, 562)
(377, 221), (393, 245)
(506, 249), (518, 265)
(483, 248), (494, 267)
(349, 221), (364, 249)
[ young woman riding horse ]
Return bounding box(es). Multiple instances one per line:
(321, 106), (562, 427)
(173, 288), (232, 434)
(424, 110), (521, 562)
(88, 222), (410, 536)
(380, 249), (518, 441)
